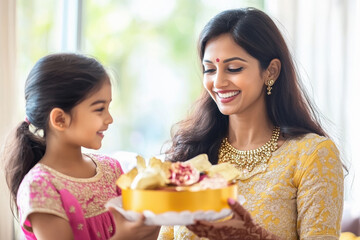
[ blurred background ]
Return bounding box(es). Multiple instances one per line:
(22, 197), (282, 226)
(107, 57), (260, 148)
(1, 0), (359, 238)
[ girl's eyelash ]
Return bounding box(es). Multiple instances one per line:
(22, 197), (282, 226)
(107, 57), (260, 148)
(95, 107), (105, 112)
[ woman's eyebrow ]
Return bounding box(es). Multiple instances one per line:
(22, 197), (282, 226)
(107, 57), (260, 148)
(203, 57), (247, 64)
(223, 57), (247, 63)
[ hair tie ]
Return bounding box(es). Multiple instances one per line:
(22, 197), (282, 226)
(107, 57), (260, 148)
(28, 124), (45, 138)
(25, 117), (30, 124)
(26, 118), (45, 138)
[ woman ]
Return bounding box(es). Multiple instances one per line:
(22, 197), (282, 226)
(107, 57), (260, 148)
(158, 8), (344, 240)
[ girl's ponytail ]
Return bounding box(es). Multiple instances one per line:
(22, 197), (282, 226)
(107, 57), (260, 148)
(3, 121), (46, 213)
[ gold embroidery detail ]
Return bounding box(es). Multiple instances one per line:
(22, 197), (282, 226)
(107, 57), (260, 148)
(36, 155), (120, 218)
(108, 225), (113, 233)
(69, 206), (75, 213)
(97, 231), (101, 238)
(77, 223), (83, 230)
(19, 153), (123, 237)
(37, 154), (101, 182)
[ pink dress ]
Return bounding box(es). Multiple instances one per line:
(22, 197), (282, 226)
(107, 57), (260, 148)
(17, 154), (123, 240)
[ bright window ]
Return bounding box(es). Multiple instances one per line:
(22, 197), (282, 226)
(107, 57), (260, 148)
(17, 0), (264, 157)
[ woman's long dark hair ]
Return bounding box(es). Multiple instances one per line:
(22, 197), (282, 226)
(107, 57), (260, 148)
(2, 53), (108, 213)
(166, 8), (327, 164)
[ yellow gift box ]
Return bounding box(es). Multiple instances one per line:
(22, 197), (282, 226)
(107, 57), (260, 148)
(121, 183), (238, 214)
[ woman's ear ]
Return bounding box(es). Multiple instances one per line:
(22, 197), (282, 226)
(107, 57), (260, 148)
(49, 108), (68, 131)
(265, 58), (281, 83)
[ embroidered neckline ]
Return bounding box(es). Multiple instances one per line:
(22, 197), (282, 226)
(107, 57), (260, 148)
(37, 154), (102, 182)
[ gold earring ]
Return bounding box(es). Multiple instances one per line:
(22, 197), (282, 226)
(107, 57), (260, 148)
(266, 79), (274, 95)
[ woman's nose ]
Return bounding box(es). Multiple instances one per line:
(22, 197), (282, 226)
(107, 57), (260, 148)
(213, 71), (228, 89)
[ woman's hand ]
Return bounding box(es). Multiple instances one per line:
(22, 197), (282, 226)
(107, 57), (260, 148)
(186, 198), (281, 240)
(109, 207), (160, 240)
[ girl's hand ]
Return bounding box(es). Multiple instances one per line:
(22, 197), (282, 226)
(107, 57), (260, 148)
(108, 207), (160, 240)
(186, 198), (281, 240)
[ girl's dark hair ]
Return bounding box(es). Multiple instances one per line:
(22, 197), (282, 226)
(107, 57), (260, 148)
(3, 53), (108, 212)
(166, 8), (326, 164)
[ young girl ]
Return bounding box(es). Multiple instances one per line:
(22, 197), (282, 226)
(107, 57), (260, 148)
(3, 53), (159, 240)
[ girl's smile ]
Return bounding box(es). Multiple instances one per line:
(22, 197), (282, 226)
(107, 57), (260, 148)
(96, 130), (105, 138)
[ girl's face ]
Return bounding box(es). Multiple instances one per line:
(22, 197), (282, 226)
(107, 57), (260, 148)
(65, 81), (113, 150)
(202, 34), (267, 116)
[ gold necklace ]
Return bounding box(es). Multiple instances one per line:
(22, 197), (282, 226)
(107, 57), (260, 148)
(218, 126), (280, 173)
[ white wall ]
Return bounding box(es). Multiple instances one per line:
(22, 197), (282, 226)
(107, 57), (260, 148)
(0, 0), (17, 238)
(265, 0), (360, 201)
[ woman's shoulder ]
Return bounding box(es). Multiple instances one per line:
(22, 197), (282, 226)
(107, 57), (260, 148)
(296, 132), (329, 143)
(288, 133), (344, 194)
(288, 133), (337, 152)
(285, 133), (341, 170)
(276, 133), (339, 166)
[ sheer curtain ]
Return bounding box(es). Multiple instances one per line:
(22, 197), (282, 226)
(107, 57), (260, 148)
(0, 0), (16, 238)
(265, 0), (360, 201)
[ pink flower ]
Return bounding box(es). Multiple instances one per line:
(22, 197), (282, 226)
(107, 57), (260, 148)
(169, 162), (200, 186)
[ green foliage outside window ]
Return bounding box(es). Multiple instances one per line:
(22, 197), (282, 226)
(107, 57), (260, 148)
(17, 0), (264, 157)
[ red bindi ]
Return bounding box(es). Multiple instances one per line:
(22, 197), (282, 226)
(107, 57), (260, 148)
(216, 58), (220, 62)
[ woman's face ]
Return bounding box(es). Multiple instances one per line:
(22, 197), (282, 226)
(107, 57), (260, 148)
(202, 34), (267, 116)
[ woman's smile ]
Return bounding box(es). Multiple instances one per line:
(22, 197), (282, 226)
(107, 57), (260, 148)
(215, 90), (241, 103)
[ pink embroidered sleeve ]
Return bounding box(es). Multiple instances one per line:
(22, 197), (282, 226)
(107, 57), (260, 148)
(17, 166), (67, 231)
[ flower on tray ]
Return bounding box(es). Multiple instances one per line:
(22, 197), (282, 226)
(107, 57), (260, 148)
(169, 162), (200, 186)
(116, 154), (241, 191)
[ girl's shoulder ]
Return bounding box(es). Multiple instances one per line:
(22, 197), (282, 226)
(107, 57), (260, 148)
(87, 153), (123, 176)
(19, 164), (55, 189)
(17, 164), (67, 223)
(17, 164), (60, 201)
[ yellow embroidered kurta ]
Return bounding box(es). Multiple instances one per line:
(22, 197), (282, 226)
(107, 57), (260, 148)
(158, 133), (344, 240)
